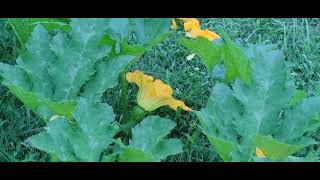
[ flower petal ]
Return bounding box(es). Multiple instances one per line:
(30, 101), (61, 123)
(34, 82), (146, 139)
(256, 147), (266, 158)
(126, 71), (191, 112)
(126, 70), (153, 88)
(153, 80), (173, 97)
(202, 29), (221, 40)
(178, 18), (198, 23)
(189, 29), (220, 41)
(168, 99), (192, 112)
(184, 20), (200, 32)
(171, 19), (177, 29)
(178, 18), (221, 42)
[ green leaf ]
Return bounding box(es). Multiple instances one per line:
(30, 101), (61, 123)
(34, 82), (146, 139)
(120, 43), (145, 57)
(82, 55), (135, 102)
(130, 18), (172, 45)
(178, 32), (252, 85)
(27, 98), (116, 162)
(101, 35), (145, 58)
(220, 32), (252, 86)
(44, 100), (76, 120)
(3, 82), (42, 113)
(151, 139), (183, 160)
(17, 25), (55, 97)
(253, 156), (315, 162)
(196, 83), (241, 141)
(102, 18), (171, 59)
(277, 96), (320, 143)
(118, 147), (156, 162)
(195, 83), (240, 161)
(26, 118), (76, 162)
(233, 44), (295, 136)
(254, 135), (304, 160)
(27, 18), (70, 32)
(0, 62), (31, 91)
(122, 116), (182, 162)
(0, 62), (75, 119)
(106, 18), (130, 43)
(99, 18), (171, 66)
(288, 90), (307, 107)
(207, 136), (235, 162)
(69, 98), (116, 161)
(178, 37), (222, 71)
(7, 18), (70, 49)
(196, 43), (318, 162)
(1, 19), (113, 123)
(0, 19), (114, 122)
(130, 116), (175, 151)
(49, 18), (111, 100)
(0, 80), (75, 121)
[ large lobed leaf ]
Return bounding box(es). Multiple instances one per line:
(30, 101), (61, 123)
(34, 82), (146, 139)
(276, 96), (320, 144)
(130, 18), (172, 46)
(26, 98), (116, 162)
(49, 18), (110, 100)
(103, 18), (172, 57)
(254, 135), (304, 160)
(119, 116), (183, 162)
(81, 55), (135, 102)
(0, 18), (131, 121)
(197, 43), (320, 161)
(233, 44), (294, 137)
(195, 83), (241, 161)
(178, 37), (222, 71)
(8, 18), (70, 50)
(220, 32), (252, 86)
(177, 33), (252, 86)
(83, 18), (172, 103)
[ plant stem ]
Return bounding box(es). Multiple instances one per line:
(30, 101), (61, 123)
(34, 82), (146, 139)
(130, 105), (148, 123)
(122, 105), (148, 134)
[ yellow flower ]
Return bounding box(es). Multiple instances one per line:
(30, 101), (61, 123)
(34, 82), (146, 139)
(187, 28), (221, 41)
(178, 18), (221, 41)
(180, 18), (200, 32)
(171, 19), (177, 29)
(126, 70), (192, 112)
(178, 18), (197, 22)
(255, 147), (266, 158)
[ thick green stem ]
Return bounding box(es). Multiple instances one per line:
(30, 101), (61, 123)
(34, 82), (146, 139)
(118, 50), (145, 124)
(130, 105), (148, 123)
(122, 105), (148, 134)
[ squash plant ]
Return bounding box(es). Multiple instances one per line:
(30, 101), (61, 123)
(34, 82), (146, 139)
(196, 44), (320, 162)
(2, 18), (317, 162)
(26, 98), (182, 162)
(0, 18), (172, 122)
(178, 32), (252, 86)
(0, 18), (183, 162)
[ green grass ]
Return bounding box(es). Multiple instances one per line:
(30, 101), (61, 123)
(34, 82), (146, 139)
(1, 18), (320, 162)
(0, 18), (48, 162)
